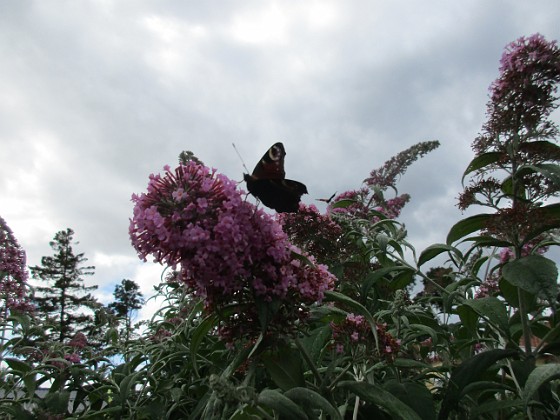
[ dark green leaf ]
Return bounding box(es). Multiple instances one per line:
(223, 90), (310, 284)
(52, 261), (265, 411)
(261, 347), (304, 391)
(330, 199), (357, 209)
(284, 387), (342, 420)
(523, 364), (560, 407)
(456, 305), (479, 337)
(438, 349), (519, 420)
(5, 358), (31, 375)
(190, 314), (218, 375)
(338, 381), (422, 420)
(470, 399), (523, 417)
(446, 214), (493, 245)
(462, 152), (505, 183)
(257, 389), (308, 420)
(384, 380), (436, 420)
(526, 163), (560, 187)
(44, 391), (71, 415)
(418, 244), (462, 267)
(502, 255), (559, 304)
(459, 297), (509, 336)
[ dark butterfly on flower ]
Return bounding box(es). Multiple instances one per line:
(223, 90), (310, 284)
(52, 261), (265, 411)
(243, 142), (308, 213)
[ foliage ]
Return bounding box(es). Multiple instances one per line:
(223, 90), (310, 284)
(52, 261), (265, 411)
(1, 33), (560, 419)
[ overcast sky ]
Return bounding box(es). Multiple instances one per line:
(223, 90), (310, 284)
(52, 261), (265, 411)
(1, 1), (559, 320)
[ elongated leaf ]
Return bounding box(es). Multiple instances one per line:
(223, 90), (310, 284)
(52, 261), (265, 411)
(418, 244), (463, 267)
(446, 214), (493, 245)
(338, 381), (422, 420)
(523, 364), (560, 408)
(324, 291), (376, 328)
(384, 380), (436, 420)
(330, 199), (357, 209)
(261, 347), (304, 391)
(502, 255), (558, 304)
(459, 297), (509, 336)
(362, 266), (413, 296)
(257, 389), (308, 420)
(190, 314), (218, 376)
(284, 387), (341, 420)
(438, 349), (519, 420)
(462, 152), (505, 183)
(393, 358), (432, 370)
(470, 399), (523, 417)
(5, 358), (32, 375)
(526, 163), (560, 187)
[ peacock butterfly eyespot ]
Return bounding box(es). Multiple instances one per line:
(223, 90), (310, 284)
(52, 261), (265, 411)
(244, 142), (308, 213)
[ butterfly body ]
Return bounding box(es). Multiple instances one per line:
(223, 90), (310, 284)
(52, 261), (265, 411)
(244, 142), (307, 213)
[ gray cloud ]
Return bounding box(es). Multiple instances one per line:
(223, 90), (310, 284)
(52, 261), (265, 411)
(1, 1), (559, 309)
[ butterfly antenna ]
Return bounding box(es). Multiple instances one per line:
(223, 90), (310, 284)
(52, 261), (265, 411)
(232, 143), (250, 174)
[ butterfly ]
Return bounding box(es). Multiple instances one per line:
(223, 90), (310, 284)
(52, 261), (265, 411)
(243, 142), (308, 213)
(317, 192), (336, 204)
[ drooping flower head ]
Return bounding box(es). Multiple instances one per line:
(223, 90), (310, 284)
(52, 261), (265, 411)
(130, 161), (335, 342)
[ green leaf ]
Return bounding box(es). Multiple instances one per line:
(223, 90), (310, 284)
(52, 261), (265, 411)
(462, 152), (505, 183)
(502, 255), (559, 304)
(190, 313), (218, 376)
(384, 380), (436, 420)
(522, 364), (560, 408)
(470, 399), (523, 417)
(418, 244), (463, 267)
(119, 371), (143, 403)
(255, 296), (282, 332)
(459, 297), (509, 336)
(446, 214), (493, 245)
(362, 265), (415, 296)
(392, 358), (432, 370)
(438, 348), (519, 420)
(526, 163), (560, 187)
(284, 387), (342, 420)
(330, 198), (357, 209)
(261, 347), (305, 391)
(257, 389), (308, 420)
(456, 305), (479, 337)
(5, 358), (32, 375)
(44, 391), (71, 415)
(338, 381), (422, 420)
(499, 277), (537, 310)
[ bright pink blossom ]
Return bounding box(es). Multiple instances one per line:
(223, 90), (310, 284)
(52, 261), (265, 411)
(130, 162), (335, 342)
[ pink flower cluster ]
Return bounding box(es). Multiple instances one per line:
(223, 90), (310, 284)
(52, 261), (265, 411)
(130, 162), (335, 340)
(328, 188), (409, 222)
(493, 34), (560, 108)
(68, 332), (88, 349)
(331, 313), (400, 361)
(0, 216), (32, 316)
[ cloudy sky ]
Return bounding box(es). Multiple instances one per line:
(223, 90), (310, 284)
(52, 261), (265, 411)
(1, 1), (559, 319)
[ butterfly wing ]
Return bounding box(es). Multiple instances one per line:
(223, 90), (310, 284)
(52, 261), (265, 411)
(251, 142), (286, 179)
(244, 142), (307, 213)
(245, 178), (308, 213)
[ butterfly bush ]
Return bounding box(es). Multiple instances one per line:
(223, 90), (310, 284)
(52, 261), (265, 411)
(330, 313), (400, 362)
(130, 162), (335, 341)
(0, 216), (32, 317)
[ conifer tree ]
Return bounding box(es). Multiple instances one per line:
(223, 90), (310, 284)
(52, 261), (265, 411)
(108, 279), (144, 343)
(30, 229), (98, 342)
